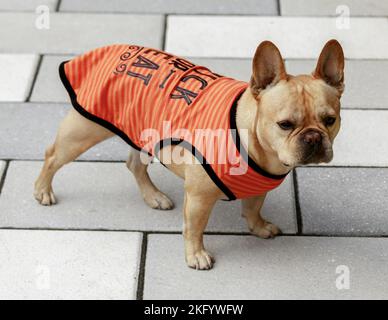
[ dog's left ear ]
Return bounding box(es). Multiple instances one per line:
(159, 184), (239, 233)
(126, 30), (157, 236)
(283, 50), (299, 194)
(313, 39), (345, 94)
(250, 41), (287, 98)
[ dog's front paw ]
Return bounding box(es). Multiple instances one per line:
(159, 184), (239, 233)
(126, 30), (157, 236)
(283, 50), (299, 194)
(186, 250), (215, 270)
(34, 188), (57, 206)
(251, 221), (281, 239)
(143, 191), (174, 210)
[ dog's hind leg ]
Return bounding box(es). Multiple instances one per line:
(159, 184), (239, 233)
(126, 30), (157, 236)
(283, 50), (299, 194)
(126, 149), (174, 210)
(34, 109), (114, 205)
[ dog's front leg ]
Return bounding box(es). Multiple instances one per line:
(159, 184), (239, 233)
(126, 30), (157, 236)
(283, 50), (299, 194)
(242, 194), (281, 238)
(183, 189), (217, 270)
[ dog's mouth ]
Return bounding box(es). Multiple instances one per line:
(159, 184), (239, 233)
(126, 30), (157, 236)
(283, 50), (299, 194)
(300, 146), (333, 165)
(280, 138), (333, 167)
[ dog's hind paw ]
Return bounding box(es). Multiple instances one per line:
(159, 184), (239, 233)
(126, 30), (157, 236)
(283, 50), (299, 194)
(143, 191), (174, 210)
(251, 221), (281, 239)
(34, 189), (57, 206)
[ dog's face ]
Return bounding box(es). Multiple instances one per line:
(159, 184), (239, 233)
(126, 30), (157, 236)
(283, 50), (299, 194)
(250, 40), (344, 168)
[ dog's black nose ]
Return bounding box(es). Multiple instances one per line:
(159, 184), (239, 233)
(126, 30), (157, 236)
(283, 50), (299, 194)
(302, 130), (322, 145)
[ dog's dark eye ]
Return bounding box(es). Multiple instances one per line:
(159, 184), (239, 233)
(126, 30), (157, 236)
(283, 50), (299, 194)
(324, 116), (336, 126)
(277, 120), (294, 130)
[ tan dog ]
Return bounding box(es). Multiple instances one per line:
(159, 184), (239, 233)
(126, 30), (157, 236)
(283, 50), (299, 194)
(34, 40), (344, 270)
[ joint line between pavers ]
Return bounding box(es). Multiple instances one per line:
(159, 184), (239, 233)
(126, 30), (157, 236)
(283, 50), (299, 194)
(277, 0), (282, 16)
(0, 160), (10, 195)
(26, 55), (43, 103)
(136, 232), (148, 300)
(0, 227), (387, 239)
(162, 14), (167, 51)
(292, 170), (303, 235)
(55, 0), (62, 12)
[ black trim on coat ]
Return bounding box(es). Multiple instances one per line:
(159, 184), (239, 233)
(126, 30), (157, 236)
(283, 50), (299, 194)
(59, 61), (151, 156)
(229, 93), (289, 180)
(154, 138), (236, 200)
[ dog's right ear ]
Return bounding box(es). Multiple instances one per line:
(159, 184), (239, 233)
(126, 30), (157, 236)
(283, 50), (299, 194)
(250, 41), (287, 98)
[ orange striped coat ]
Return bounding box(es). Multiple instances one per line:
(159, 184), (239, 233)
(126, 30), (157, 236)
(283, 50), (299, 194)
(59, 45), (287, 200)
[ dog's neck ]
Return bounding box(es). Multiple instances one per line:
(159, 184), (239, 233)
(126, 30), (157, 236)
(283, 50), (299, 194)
(235, 88), (290, 176)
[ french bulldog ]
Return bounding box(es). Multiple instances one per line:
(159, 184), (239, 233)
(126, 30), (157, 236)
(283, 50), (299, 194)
(34, 39), (344, 270)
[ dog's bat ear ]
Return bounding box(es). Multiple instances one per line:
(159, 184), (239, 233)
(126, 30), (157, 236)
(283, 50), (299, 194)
(313, 39), (345, 94)
(250, 41), (287, 98)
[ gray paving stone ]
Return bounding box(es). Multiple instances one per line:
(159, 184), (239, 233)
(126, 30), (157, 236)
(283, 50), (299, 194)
(330, 110), (388, 167)
(1, 105), (387, 166)
(0, 13), (164, 54)
(144, 234), (388, 299)
(0, 54), (39, 102)
(280, 0), (388, 16)
(297, 167), (388, 236)
(0, 103), (130, 160)
(0, 161), (296, 233)
(60, 0), (278, 15)
(31, 56), (388, 110)
(286, 60), (388, 109)
(31, 56), (251, 102)
(30, 56), (388, 109)
(0, 0), (58, 11)
(0, 229), (142, 299)
(166, 16), (388, 59)
(30, 55), (74, 102)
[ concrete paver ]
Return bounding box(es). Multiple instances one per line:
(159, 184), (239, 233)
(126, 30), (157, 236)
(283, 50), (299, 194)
(0, 0), (58, 11)
(0, 103), (130, 161)
(0, 13), (164, 54)
(60, 0), (279, 15)
(297, 167), (388, 236)
(280, 0), (388, 16)
(0, 229), (142, 299)
(0, 161), (297, 233)
(144, 234), (388, 299)
(166, 16), (388, 59)
(2, 105), (387, 167)
(331, 110), (388, 167)
(0, 54), (39, 101)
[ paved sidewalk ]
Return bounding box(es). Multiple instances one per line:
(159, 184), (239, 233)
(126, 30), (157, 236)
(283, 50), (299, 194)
(0, 0), (387, 299)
